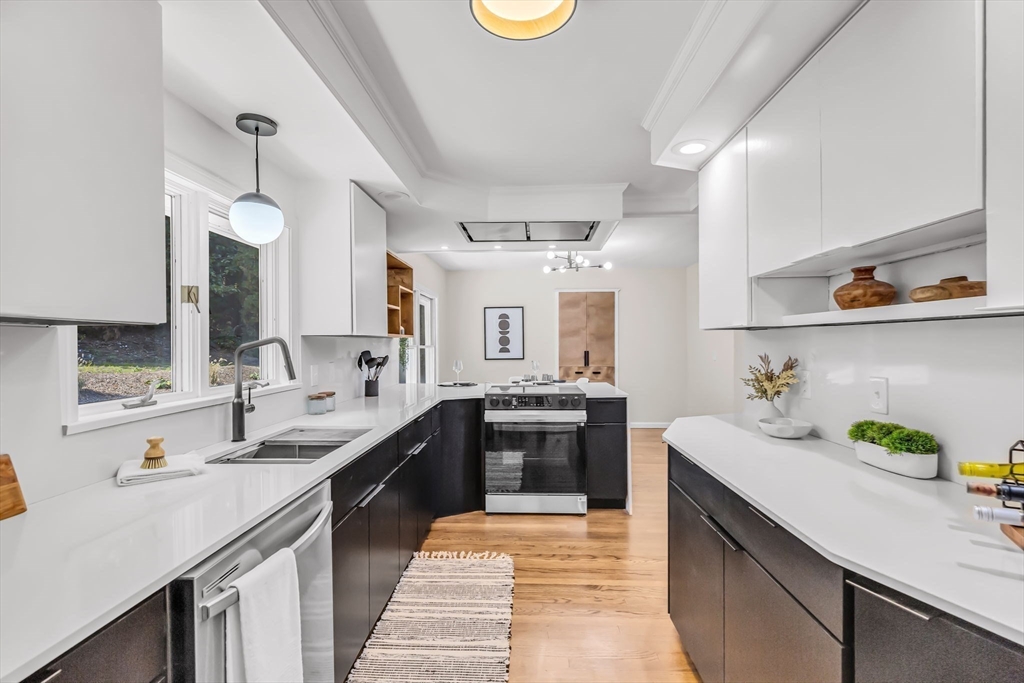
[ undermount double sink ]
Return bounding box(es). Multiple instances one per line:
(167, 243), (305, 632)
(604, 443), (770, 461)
(214, 427), (372, 465)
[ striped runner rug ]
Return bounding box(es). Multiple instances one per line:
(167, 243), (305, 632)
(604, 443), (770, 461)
(347, 551), (514, 683)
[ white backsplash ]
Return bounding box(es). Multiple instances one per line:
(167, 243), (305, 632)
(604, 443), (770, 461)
(301, 336), (399, 402)
(734, 316), (1024, 480)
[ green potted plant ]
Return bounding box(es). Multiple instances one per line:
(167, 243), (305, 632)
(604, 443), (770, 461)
(741, 354), (799, 419)
(848, 420), (939, 479)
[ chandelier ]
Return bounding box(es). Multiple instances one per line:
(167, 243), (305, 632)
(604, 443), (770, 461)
(543, 251), (612, 273)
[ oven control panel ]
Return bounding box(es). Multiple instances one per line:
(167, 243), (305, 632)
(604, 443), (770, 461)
(486, 393), (585, 410)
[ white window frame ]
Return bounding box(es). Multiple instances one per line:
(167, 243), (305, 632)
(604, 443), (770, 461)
(59, 169), (296, 433)
(413, 287), (439, 385)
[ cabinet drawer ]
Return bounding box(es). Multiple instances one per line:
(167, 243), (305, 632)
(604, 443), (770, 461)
(28, 591), (167, 683)
(668, 447), (724, 519)
(851, 577), (1024, 683)
(331, 435), (397, 526)
(720, 486), (846, 641)
(585, 398), (626, 424)
(399, 412), (431, 457)
(725, 550), (845, 683)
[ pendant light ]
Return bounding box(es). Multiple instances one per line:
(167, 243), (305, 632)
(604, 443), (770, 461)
(230, 113), (284, 245)
(471, 0), (576, 41)
(543, 251), (611, 273)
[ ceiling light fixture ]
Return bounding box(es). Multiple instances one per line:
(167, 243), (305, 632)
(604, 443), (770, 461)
(548, 244), (557, 249)
(543, 251), (611, 273)
(230, 114), (284, 245)
(471, 0), (576, 41)
(378, 190), (409, 201)
(673, 140), (709, 155)
(441, 245), (449, 250)
(494, 245), (502, 249)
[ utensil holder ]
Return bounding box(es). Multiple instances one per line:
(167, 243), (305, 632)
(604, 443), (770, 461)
(365, 379), (379, 397)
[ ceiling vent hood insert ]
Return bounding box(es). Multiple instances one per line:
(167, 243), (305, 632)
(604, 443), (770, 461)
(457, 221), (598, 243)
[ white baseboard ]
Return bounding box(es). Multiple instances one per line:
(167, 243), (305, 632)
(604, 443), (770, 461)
(630, 422), (671, 429)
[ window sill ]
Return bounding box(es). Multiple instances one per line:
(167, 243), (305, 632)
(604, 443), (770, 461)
(63, 383), (303, 436)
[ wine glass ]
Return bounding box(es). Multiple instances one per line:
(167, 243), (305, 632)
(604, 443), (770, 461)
(453, 360), (464, 384)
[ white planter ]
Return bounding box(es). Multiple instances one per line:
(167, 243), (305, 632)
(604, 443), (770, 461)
(855, 441), (938, 479)
(747, 400), (783, 420)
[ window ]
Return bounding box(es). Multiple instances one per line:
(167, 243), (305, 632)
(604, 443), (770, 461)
(66, 171), (292, 424)
(77, 197), (176, 404)
(414, 290), (437, 385)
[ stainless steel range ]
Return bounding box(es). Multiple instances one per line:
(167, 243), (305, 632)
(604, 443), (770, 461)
(484, 384), (587, 514)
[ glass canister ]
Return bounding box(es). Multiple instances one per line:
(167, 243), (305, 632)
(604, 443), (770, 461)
(307, 393), (327, 415)
(322, 391), (336, 411)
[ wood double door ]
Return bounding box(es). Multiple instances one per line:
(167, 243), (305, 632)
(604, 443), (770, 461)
(559, 291), (615, 385)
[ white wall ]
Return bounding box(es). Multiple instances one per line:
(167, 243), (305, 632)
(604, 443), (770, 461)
(685, 264), (738, 415)
(303, 336), (398, 402)
(443, 267), (688, 425)
(732, 317), (1024, 481)
(0, 94), (307, 505)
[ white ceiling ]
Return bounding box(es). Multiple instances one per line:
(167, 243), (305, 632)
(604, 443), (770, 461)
(429, 214), (697, 271)
(161, 0), (404, 195)
(327, 0), (701, 198)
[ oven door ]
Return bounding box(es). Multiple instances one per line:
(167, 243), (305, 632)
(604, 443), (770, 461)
(484, 410), (587, 505)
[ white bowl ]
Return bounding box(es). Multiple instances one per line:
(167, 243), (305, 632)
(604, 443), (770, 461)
(758, 417), (813, 439)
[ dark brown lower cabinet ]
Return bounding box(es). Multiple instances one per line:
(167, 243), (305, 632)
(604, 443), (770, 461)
(331, 505), (370, 682)
(669, 480), (725, 683)
(367, 470), (401, 625)
(25, 591), (167, 683)
(724, 549), (845, 683)
(851, 578), (1024, 683)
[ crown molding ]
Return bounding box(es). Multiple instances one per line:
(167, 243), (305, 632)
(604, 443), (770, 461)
(307, 0), (431, 177)
(642, 0), (729, 133)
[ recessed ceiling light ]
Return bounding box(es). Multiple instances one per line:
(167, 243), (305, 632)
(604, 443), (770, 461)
(548, 244), (556, 249)
(441, 245), (449, 250)
(378, 190), (409, 201)
(471, 0), (576, 41)
(674, 140), (708, 155)
(494, 245), (502, 249)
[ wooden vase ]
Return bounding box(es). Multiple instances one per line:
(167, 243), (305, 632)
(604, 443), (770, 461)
(833, 266), (897, 310)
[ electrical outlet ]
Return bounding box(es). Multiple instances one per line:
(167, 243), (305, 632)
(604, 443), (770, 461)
(796, 370), (811, 399)
(869, 376), (888, 414)
(310, 365), (319, 386)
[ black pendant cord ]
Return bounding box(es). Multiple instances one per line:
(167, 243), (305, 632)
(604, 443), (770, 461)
(254, 125), (261, 193)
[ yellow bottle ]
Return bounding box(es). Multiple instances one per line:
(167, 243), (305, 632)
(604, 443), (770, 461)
(957, 461), (1024, 479)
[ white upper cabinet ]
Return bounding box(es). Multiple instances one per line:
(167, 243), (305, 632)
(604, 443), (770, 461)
(985, 0), (1024, 311)
(818, 0), (984, 251)
(747, 56), (822, 276)
(350, 184), (388, 336)
(0, 0), (165, 324)
(699, 131), (749, 330)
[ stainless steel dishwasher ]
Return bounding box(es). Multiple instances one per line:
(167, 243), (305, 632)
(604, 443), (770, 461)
(170, 483), (333, 683)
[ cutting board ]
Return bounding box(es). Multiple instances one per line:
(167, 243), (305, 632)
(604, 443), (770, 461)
(0, 454), (28, 520)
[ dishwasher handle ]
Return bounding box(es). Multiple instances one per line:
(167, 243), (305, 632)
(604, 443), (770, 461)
(199, 500), (333, 622)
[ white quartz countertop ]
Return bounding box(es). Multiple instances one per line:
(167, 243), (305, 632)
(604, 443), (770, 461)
(662, 415), (1024, 645)
(0, 383), (484, 682)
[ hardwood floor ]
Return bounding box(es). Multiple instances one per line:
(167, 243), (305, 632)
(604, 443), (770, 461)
(422, 428), (699, 683)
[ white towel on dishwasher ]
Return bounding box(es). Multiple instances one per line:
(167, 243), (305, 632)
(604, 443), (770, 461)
(225, 548), (304, 683)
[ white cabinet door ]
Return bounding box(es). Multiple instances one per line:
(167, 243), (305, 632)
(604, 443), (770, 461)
(747, 56), (822, 276)
(699, 131), (749, 329)
(0, 0), (165, 324)
(350, 183), (387, 336)
(985, 0), (1024, 310)
(819, 0), (983, 251)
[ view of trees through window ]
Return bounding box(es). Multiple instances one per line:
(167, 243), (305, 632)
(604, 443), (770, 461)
(77, 216), (173, 404)
(208, 230), (261, 386)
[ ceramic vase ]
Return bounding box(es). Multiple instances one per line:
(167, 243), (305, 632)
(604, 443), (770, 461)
(749, 399), (783, 420)
(833, 266), (897, 310)
(855, 441), (938, 479)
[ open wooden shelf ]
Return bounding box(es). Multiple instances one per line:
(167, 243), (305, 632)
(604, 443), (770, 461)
(776, 296), (1023, 328)
(386, 251), (414, 337)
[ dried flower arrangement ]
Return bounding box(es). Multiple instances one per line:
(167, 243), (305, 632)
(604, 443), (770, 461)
(742, 354), (800, 402)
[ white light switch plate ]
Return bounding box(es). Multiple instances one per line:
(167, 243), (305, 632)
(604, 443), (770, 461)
(869, 376), (888, 414)
(310, 365), (319, 386)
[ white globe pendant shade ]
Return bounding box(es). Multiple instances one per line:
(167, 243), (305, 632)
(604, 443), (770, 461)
(229, 191), (284, 245)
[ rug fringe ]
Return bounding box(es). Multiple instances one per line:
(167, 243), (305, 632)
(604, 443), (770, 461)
(413, 550), (512, 561)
